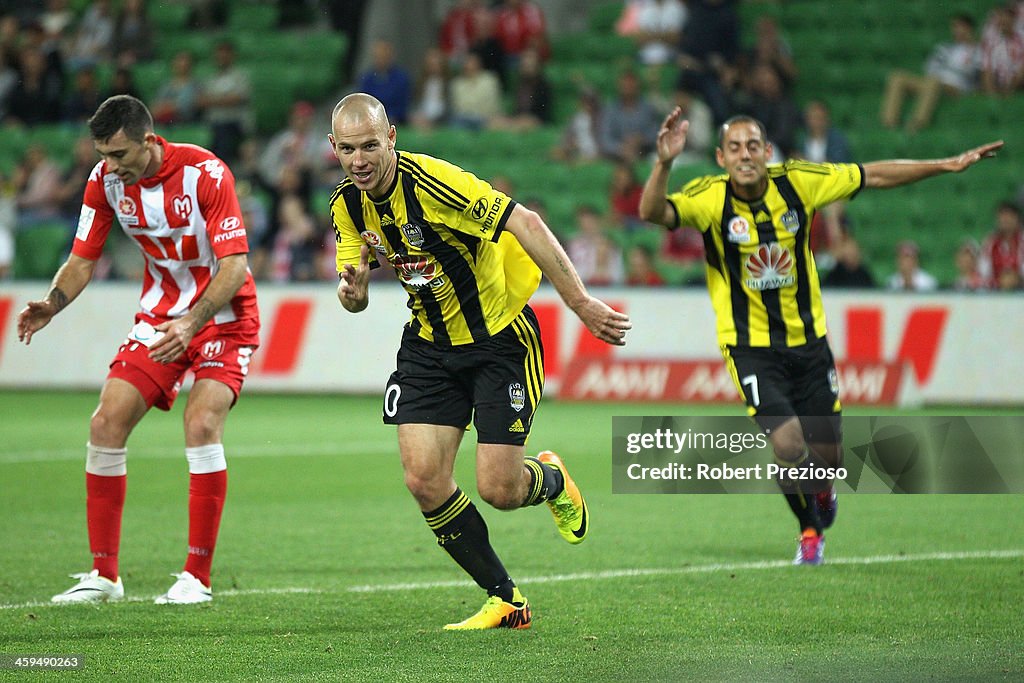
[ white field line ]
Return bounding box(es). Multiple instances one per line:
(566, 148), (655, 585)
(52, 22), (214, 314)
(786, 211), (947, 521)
(0, 587), (321, 611)
(0, 441), (393, 465)
(2, 549), (1021, 610)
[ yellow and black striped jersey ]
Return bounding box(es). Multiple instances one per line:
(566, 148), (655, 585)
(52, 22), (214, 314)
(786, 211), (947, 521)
(331, 151), (541, 345)
(667, 160), (864, 348)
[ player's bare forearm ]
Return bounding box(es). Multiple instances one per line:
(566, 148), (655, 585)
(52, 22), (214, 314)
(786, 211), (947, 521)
(504, 205), (631, 345)
(864, 141), (1002, 188)
(148, 254), (248, 363)
(187, 253), (248, 329)
(639, 159), (676, 227)
(17, 255), (96, 344)
(504, 205), (588, 310)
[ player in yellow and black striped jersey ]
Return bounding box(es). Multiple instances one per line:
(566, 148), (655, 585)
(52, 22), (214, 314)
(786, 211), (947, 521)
(331, 145), (540, 346)
(328, 93), (631, 629)
(640, 110), (1002, 564)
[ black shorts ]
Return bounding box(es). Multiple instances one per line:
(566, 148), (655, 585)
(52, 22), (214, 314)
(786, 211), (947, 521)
(722, 337), (842, 443)
(382, 305), (544, 446)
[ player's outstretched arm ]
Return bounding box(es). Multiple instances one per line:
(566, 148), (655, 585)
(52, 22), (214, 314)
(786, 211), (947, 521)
(149, 253), (249, 363)
(863, 140), (1003, 189)
(337, 244), (370, 313)
(504, 204), (631, 346)
(16, 254), (96, 345)
(638, 107), (689, 228)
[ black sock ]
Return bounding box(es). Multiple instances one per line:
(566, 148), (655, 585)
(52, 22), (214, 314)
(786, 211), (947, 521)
(521, 456), (564, 506)
(776, 448), (823, 534)
(423, 489), (516, 603)
(782, 492), (822, 534)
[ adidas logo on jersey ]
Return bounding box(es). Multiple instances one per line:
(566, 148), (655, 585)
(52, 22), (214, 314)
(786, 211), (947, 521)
(508, 419), (525, 433)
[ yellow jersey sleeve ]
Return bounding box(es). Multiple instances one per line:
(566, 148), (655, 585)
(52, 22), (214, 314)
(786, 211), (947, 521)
(331, 189), (367, 273)
(408, 154), (515, 240)
(666, 174), (728, 233)
(782, 161), (864, 209)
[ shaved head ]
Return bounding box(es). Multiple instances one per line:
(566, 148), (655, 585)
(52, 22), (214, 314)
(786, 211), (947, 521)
(332, 93), (390, 134)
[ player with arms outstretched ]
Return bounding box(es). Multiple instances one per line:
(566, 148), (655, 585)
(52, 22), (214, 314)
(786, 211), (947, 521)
(17, 95), (260, 604)
(639, 109), (1000, 564)
(329, 93), (630, 629)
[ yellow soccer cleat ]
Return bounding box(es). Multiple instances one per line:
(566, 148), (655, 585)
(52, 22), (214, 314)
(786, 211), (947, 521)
(538, 450), (589, 544)
(443, 587), (531, 630)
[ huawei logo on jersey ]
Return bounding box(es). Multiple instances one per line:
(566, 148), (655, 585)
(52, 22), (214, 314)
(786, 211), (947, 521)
(393, 255), (444, 289)
(744, 242), (795, 290)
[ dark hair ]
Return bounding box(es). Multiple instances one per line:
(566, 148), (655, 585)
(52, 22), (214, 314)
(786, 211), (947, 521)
(997, 200), (1022, 217)
(952, 13), (975, 28)
(718, 115), (769, 147)
(88, 95), (153, 142)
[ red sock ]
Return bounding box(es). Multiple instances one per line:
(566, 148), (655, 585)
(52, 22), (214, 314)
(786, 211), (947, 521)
(86, 473), (126, 581)
(183, 470), (227, 587)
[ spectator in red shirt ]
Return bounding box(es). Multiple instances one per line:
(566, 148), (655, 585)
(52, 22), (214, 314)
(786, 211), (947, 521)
(625, 244), (665, 286)
(494, 0), (550, 71)
(979, 200), (1024, 287)
(439, 0), (490, 67)
(608, 160), (645, 231)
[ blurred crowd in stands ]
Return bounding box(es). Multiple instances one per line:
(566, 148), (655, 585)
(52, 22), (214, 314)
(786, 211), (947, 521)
(0, 0), (1022, 292)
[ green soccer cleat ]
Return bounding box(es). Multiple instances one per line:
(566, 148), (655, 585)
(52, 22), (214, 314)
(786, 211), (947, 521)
(538, 450), (589, 544)
(443, 587), (531, 630)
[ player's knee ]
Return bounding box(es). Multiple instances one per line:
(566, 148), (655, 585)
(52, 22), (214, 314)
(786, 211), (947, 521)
(478, 481), (521, 510)
(772, 439), (808, 464)
(403, 471), (446, 507)
(183, 410), (223, 446)
(89, 409), (131, 446)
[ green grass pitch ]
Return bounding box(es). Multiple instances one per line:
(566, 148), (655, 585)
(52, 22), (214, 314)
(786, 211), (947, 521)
(1, 391), (1022, 681)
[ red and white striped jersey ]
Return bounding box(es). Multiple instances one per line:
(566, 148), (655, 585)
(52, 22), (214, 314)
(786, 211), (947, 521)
(72, 137), (259, 326)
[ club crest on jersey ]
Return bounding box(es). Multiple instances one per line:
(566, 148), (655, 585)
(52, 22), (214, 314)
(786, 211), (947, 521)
(393, 255), (444, 289)
(727, 216), (750, 243)
(360, 230), (388, 255)
(401, 223), (424, 247)
(782, 209), (800, 233)
(508, 383), (526, 412)
(201, 339), (225, 359)
(117, 196), (139, 225)
(744, 242), (795, 290)
(172, 195), (193, 221)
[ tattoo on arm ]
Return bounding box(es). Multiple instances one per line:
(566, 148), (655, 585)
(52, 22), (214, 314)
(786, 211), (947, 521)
(190, 300), (217, 327)
(555, 255), (572, 277)
(48, 288), (69, 312)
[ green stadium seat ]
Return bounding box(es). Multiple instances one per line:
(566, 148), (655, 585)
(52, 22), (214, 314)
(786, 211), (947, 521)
(149, 2), (190, 32)
(589, 1), (625, 33)
(13, 223), (72, 280)
(164, 124), (212, 148)
(228, 2), (279, 32)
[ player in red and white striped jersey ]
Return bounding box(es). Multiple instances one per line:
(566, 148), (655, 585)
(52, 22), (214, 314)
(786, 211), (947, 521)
(17, 95), (260, 605)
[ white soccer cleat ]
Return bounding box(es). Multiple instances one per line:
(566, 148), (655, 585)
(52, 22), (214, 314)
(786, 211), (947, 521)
(51, 570), (124, 604)
(154, 571), (212, 605)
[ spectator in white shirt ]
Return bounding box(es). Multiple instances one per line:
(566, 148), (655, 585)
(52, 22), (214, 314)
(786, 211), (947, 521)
(888, 241), (938, 291)
(881, 13), (982, 133)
